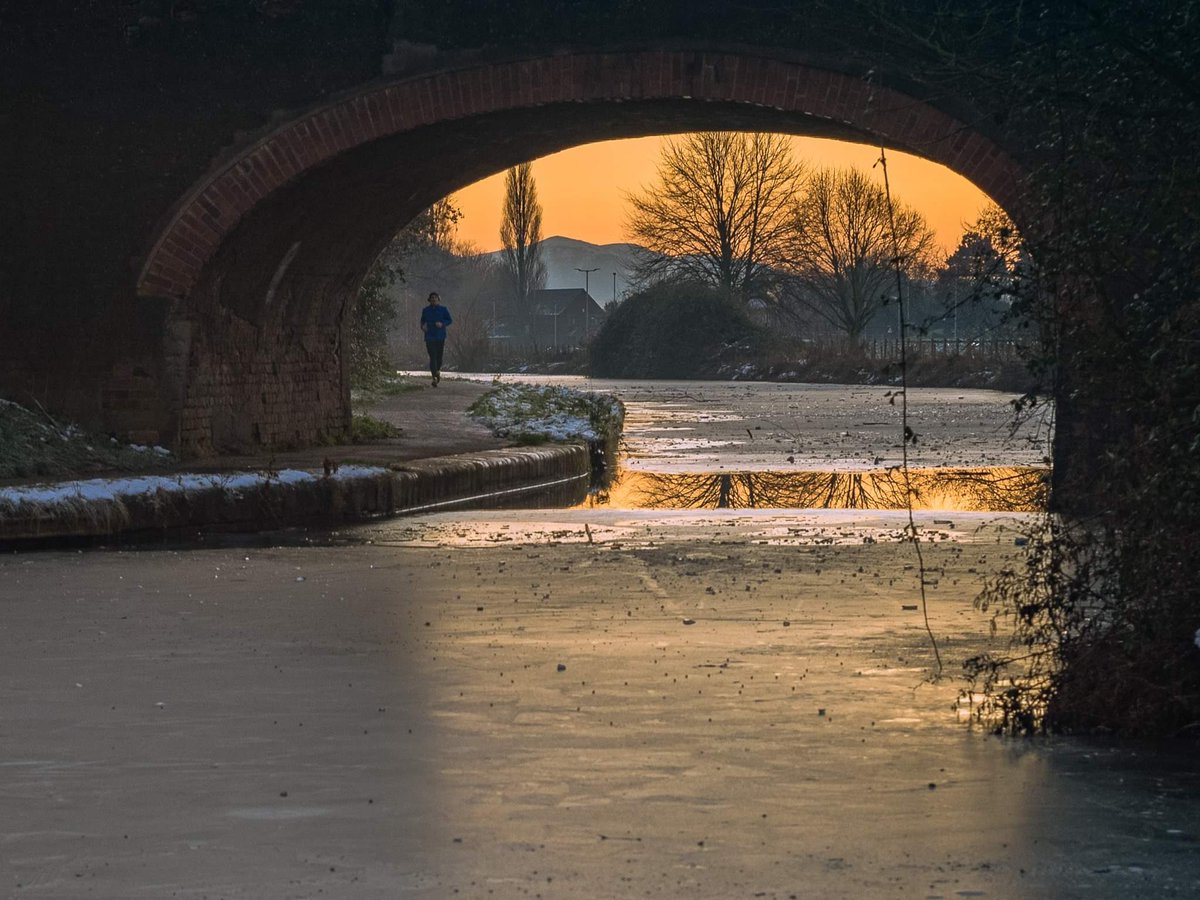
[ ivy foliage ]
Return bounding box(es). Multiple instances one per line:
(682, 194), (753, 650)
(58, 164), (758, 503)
(852, 0), (1200, 736)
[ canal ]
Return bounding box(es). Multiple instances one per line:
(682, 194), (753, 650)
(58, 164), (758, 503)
(3, 379), (1197, 898)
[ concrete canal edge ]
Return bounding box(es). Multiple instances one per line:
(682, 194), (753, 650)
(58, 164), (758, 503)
(0, 443), (592, 545)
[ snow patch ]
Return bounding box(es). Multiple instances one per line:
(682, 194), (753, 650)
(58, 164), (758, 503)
(0, 466), (389, 512)
(328, 465), (389, 481)
(470, 384), (621, 443)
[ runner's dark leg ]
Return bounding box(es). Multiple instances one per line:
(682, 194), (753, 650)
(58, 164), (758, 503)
(426, 340), (438, 385)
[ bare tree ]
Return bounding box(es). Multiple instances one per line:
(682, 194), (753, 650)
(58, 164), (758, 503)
(933, 203), (1029, 343)
(782, 167), (936, 345)
(626, 132), (805, 303)
(419, 196), (463, 253)
(499, 162), (547, 326)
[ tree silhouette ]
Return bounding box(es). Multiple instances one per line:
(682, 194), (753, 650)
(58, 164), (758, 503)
(500, 162), (547, 331)
(782, 167), (935, 345)
(630, 467), (1045, 511)
(626, 132), (804, 304)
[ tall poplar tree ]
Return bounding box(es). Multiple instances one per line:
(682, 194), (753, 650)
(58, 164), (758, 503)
(499, 162), (547, 330)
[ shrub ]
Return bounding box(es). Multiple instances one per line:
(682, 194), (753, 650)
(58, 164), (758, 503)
(468, 383), (623, 446)
(588, 281), (768, 378)
(349, 413), (401, 443)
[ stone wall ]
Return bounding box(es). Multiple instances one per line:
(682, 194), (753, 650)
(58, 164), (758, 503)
(173, 311), (348, 456)
(0, 445), (591, 543)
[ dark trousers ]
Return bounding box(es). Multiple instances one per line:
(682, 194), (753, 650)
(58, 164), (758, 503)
(425, 339), (445, 377)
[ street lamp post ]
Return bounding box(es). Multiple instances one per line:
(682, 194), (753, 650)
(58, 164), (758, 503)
(551, 302), (568, 350)
(575, 266), (598, 340)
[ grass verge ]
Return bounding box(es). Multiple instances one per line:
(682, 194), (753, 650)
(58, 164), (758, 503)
(351, 373), (426, 408)
(0, 399), (175, 480)
(350, 413), (402, 443)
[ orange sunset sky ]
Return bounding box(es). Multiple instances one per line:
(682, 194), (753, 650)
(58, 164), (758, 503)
(452, 134), (995, 257)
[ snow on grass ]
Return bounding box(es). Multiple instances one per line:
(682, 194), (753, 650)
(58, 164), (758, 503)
(468, 383), (624, 444)
(0, 465), (389, 515)
(0, 397), (176, 479)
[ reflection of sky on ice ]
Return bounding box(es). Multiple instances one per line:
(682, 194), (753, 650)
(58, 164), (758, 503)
(589, 466), (1048, 512)
(366, 379), (1200, 897)
(626, 438), (746, 453)
(627, 405), (744, 423)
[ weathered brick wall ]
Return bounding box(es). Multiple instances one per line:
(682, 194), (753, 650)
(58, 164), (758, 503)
(140, 50), (1024, 305)
(100, 362), (169, 445)
(170, 306), (349, 457)
(0, 296), (176, 444)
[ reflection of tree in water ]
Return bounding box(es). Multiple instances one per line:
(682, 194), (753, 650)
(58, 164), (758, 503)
(583, 463), (622, 508)
(585, 485), (611, 508)
(633, 467), (1047, 511)
(920, 467), (1048, 512)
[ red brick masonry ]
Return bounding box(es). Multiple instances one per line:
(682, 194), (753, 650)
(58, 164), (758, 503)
(138, 49), (1023, 303)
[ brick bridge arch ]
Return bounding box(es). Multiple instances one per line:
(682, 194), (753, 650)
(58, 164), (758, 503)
(138, 48), (1024, 456)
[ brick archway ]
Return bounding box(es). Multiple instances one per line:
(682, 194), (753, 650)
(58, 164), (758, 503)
(140, 49), (1020, 300)
(138, 48), (1025, 455)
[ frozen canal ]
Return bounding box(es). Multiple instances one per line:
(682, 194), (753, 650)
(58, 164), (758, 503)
(3, 380), (1198, 898)
(456, 376), (1053, 474)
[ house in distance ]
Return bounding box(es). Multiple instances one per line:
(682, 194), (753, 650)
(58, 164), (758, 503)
(491, 288), (607, 351)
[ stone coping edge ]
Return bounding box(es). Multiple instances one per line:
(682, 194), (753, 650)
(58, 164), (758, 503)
(0, 444), (591, 544)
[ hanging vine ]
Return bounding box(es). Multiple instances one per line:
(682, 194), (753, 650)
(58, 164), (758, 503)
(876, 147), (944, 677)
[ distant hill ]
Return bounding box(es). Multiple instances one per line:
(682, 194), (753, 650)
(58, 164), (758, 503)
(485, 236), (641, 307)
